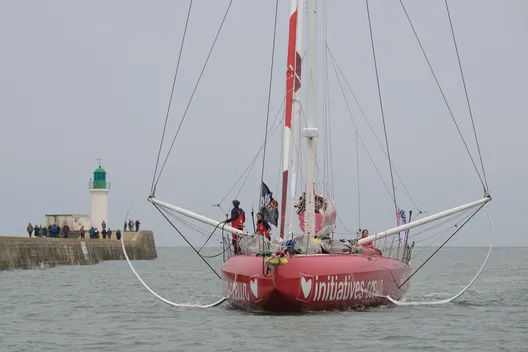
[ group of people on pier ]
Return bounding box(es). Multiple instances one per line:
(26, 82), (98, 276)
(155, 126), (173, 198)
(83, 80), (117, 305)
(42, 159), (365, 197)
(25, 219), (123, 241)
(26, 223), (71, 238)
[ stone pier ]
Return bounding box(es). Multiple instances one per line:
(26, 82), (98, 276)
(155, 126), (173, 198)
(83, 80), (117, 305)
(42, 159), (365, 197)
(0, 230), (157, 271)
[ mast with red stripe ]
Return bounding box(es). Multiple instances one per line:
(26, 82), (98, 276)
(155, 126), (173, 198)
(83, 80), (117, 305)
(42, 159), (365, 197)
(280, 0), (303, 238)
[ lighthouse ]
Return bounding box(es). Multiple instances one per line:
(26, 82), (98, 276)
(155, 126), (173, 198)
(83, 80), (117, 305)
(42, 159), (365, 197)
(89, 158), (110, 230)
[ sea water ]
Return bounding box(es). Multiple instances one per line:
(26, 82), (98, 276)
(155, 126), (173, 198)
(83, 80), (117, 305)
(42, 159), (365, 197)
(1, 247), (526, 352)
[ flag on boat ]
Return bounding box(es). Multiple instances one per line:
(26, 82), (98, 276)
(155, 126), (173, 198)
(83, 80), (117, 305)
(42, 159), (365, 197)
(397, 205), (407, 241)
(260, 182), (279, 227)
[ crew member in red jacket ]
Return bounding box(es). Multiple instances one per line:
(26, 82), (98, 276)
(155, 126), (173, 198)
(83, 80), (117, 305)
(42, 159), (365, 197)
(256, 212), (271, 241)
(222, 200), (245, 254)
(357, 229), (374, 248)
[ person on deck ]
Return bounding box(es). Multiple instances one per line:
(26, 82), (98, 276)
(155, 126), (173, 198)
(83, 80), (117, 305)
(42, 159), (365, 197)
(356, 229), (373, 248)
(256, 212), (271, 241)
(221, 200), (245, 254)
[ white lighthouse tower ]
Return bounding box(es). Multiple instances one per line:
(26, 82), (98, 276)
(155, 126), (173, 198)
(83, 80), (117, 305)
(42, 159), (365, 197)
(89, 158), (110, 230)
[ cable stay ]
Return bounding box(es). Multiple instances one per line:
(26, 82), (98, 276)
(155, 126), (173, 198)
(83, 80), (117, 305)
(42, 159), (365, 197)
(326, 44), (422, 215)
(443, 0), (489, 193)
(151, 0), (234, 195)
(150, 0), (193, 196)
(398, 0), (489, 194)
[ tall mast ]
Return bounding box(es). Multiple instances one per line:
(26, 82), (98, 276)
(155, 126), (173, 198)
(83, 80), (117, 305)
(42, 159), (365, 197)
(280, 0), (302, 238)
(303, 0), (318, 235)
(288, 0), (304, 237)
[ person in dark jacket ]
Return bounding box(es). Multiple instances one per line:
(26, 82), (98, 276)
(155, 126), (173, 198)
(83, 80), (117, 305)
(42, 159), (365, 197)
(135, 220), (140, 232)
(221, 200), (245, 254)
(116, 229), (122, 240)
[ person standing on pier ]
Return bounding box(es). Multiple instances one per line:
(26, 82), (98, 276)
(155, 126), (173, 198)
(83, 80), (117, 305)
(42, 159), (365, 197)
(27, 223), (33, 238)
(80, 225), (85, 239)
(128, 220), (134, 231)
(107, 228), (112, 239)
(101, 220), (107, 230)
(102, 228), (107, 239)
(116, 229), (122, 240)
(62, 224), (70, 238)
(135, 220), (140, 232)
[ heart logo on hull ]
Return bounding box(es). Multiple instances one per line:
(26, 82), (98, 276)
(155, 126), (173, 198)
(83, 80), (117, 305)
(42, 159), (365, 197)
(301, 277), (312, 298)
(249, 278), (259, 298)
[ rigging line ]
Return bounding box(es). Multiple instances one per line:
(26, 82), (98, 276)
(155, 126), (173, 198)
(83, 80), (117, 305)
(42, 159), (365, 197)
(153, 0), (234, 190)
(398, 0), (485, 190)
(326, 45), (421, 213)
(219, 95), (286, 205)
(198, 223), (226, 253)
(150, 0), (194, 196)
(365, 0), (398, 223)
(152, 202), (222, 279)
(397, 203), (485, 289)
(168, 211), (224, 241)
(356, 131), (361, 229)
(328, 56), (394, 201)
(444, 0), (489, 193)
(259, 0), (280, 206)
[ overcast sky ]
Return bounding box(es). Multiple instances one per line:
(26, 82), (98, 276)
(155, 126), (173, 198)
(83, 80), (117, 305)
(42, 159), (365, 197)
(1, 0), (526, 247)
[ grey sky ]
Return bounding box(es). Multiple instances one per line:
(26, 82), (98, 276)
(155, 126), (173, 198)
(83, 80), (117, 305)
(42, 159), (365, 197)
(1, 0), (526, 247)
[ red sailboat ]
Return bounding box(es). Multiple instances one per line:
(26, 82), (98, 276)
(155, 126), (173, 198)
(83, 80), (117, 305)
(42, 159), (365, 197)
(144, 0), (492, 312)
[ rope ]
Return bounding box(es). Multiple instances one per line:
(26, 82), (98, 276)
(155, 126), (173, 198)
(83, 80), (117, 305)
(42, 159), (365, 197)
(150, 0), (193, 196)
(365, 0), (398, 230)
(385, 207), (494, 306)
(398, 0), (486, 191)
(120, 205), (231, 308)
(153, 0), (234, 190)
(444, 0), (489, 193)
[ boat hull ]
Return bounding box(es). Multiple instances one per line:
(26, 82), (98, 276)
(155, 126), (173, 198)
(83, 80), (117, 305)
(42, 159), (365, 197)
(221, 253), (411, 312)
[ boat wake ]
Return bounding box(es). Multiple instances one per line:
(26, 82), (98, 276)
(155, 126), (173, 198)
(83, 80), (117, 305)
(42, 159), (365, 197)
(120, 233), (233, 309)
(383, 210), (494, 306)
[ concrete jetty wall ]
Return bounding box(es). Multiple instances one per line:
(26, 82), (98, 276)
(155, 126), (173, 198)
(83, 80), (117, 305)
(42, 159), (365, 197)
(0, 231), (157, 271)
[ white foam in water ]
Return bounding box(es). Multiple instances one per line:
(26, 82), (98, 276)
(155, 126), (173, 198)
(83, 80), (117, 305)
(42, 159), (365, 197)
(383, 210), (494, 306)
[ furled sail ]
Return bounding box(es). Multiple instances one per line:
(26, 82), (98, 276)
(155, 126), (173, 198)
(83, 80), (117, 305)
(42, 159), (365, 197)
(295, 191), (336, 237)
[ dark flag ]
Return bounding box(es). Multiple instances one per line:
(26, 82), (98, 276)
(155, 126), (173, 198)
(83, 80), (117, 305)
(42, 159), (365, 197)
(260, 182), (279, 227)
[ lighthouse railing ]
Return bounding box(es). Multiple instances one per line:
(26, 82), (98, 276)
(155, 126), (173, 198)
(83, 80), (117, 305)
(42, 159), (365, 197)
(89, 179), (111, 190)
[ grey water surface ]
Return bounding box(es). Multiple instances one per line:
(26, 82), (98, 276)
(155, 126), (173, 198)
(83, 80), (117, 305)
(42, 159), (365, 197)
(1, 247), (526, 352)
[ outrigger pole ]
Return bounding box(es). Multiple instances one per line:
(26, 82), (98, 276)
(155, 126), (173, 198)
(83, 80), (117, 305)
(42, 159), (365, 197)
(149, 196), (251, 237)
(358, 195), (491, 246)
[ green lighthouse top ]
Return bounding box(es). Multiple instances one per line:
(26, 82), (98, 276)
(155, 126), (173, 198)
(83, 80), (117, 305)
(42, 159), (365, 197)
(91, 158), (109, 190)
